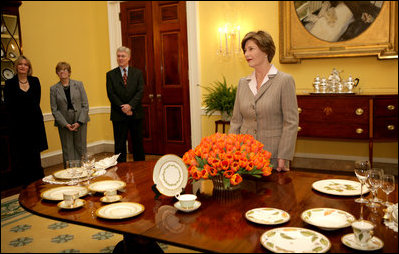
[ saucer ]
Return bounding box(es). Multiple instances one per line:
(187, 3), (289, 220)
(341, 233), (384, 251)
(58, 199), (86, 209)
(174, 201), (201, 212)
(100, 195), (122, 203)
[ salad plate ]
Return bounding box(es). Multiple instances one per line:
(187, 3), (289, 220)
(88, 180), (126, 193)
(301, 208), (355, 230)
(96, 202), (144, 219)
(260, 227), (331, 253)
(41, 186), (88, 201)
(153, 154), (188, 197)
(245, 208), (290, 225)
(312, 179), (369, 196)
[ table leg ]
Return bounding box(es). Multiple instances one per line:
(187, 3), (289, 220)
(113, 234), (164, 253)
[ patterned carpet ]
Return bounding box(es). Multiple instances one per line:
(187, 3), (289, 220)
(1, 194), (123, 253)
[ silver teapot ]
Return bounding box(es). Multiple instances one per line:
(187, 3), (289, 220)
(345, 75), (360, 92)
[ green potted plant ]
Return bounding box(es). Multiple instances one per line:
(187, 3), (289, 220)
(203, 76), (237, 121)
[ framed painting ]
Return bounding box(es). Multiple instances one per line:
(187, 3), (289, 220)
(279, 1), (398, 63)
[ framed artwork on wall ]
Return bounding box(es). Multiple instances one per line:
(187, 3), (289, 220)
(279, 1), (398, 63)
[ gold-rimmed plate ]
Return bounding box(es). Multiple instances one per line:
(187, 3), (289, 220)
(96, 202), (144, 219)
(88, 180), (126, 193)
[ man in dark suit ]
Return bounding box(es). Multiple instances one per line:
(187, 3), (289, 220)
(106, 46), (145, 162)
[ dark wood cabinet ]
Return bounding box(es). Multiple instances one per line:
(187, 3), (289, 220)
(297, 94), (398, 166)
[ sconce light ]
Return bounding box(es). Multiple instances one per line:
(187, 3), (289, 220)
(217, 23), (241, 56)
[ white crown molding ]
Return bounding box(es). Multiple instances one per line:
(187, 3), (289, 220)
(43, 106), (111, 122)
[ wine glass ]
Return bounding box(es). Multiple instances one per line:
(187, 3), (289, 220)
(366, 168), (383, 208)
(81, 152), (95, 184)
(381, 174), (395, 207)
(354, 160), (370, 203)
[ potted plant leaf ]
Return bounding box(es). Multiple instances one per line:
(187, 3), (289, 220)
(203, 76), (237, 121)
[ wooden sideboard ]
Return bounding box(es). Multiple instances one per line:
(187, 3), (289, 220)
(297, 94), (398, 166)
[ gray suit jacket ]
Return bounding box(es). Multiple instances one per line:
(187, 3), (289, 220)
(50, 79), (90, 127)
(229, 71), (299, 161)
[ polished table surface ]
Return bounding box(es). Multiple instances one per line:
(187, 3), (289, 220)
(19, 161), (398, 253)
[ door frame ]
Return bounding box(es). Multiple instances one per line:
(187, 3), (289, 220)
(107, 1), (201, 149)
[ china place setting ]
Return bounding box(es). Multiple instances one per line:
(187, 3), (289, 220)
(341, 219), (384, 251)
(174, 193), (201, 212)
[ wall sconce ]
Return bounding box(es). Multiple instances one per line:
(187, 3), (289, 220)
(217, 23), (241, 56)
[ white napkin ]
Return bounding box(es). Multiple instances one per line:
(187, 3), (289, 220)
(94, 154), (120, 169)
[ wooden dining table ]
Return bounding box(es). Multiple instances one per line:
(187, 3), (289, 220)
(19, 161), (398, 253)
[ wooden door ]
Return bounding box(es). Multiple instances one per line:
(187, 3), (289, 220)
(120, 1), (191, 156)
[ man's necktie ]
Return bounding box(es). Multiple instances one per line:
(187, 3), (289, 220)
(123, 68), (127, 87)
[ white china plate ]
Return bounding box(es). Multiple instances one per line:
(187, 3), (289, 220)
(41, 186), (88, 201)
(57, 199), (86, 209)
(260, 227), (331, 253)
(96, 202), (144, 219)
(341, 233), (383, 251)
(100, 195), (122, 203)
(153, 154), (188, 197)
(312, 179), (369, 196)
(53, 168), (88, 180)
(88, 180), (126, 193)
(174, 201), (201, 212)
(245, 208), (290, 225)
(2, 67), (14, 80)
(301, 208), (355, 230)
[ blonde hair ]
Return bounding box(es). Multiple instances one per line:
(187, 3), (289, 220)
(14, 55), (33, 76)
(55, 62), (72, 74)
(241, 30), (276, 62)
(116, 46), (131, 56)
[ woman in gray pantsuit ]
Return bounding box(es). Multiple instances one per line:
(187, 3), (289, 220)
(229, 31), (299, 172)
(50, 62), (90, 168)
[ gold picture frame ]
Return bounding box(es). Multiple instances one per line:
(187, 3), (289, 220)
(279, 1), (398, 63)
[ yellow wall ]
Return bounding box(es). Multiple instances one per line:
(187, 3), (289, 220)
(19, 1), (112, 154)
(199, 1), (398, 160)
(18, 1), (397, 161)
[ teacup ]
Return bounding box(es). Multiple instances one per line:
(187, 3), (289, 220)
(63, 190), (79, 207)
(175, 194), (197, 209)
(105, 189), (117, 198)
(351, 220), (374, 247)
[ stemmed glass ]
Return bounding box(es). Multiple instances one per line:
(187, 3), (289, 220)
(366, 168), (383, 208)
(81, 152), (95, 185)
(381, 174), (395, 207)
(354, 160), (370, 203)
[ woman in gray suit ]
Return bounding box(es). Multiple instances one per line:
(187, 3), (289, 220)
(50, 62), (90, 168)
(229, 31), (299, 172)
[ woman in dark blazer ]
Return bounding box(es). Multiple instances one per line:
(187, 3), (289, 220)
(50, 62), (90, 168)
(4, 55), (48, 186)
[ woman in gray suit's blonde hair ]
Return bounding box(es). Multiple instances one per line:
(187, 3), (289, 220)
(50, 62), (90, 168)
(229, 30), (299, 172)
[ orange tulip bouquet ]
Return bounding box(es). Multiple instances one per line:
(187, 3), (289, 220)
(182, 133), (272, 189)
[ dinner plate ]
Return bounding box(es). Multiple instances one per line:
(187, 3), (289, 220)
(152, 154), (188, 197)
(96, 202), (144, 219)
(312, 179), (369, 196)
(41, 186), (88, 201)
(260, 227), (331, 253)
(301, 208), (355, 230)
(57, 199), (86, 209)
(53, 168), (89, 180)
(245, 208), (290, 225)
(88, 180), (126, 193)
(341, 233), (383, 251)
